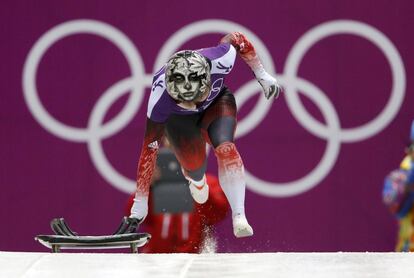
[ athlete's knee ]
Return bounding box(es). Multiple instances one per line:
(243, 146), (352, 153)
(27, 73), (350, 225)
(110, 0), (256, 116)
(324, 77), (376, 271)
(214, 142), (242, 161)
(214, 142), (244, 177)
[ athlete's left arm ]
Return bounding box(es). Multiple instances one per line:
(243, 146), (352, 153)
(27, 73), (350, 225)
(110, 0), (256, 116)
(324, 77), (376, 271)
(220, 32), (282, 99)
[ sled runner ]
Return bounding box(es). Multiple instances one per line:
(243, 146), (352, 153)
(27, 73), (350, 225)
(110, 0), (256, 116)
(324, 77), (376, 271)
(35, 217), (150, 253)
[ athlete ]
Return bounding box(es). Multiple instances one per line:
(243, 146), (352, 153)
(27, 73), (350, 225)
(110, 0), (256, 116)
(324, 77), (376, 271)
(129, 32), (282, 238)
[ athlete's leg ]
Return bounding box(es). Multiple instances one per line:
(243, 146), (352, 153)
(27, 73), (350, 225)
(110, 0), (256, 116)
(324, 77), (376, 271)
(201, 87), (253, 237)
(165, 114), (207, 180)
(164, 114), (209, 203)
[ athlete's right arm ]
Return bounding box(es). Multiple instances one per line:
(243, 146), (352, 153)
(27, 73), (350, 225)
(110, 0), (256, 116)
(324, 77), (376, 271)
(130, 118), (164, 221)
(220, 32), (282, 99)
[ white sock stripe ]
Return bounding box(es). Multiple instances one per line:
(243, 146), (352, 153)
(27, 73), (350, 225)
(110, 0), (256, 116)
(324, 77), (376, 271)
(161, 213), (171, 238)
(182, 213), (189, 240)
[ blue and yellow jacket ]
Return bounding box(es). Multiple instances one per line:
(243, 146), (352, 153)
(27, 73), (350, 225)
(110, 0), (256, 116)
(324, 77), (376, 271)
(396, 156), (414, 252)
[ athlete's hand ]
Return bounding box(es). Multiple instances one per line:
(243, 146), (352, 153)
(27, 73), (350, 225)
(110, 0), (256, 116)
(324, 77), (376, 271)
(256, 71), (283, 100)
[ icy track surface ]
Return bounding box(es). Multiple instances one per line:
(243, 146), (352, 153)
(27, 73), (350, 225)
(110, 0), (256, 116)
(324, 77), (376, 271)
(2, 252), (414, 278)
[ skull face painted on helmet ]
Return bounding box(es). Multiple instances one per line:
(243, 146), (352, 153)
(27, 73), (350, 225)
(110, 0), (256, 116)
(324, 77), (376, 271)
(166, 50), (211, 102)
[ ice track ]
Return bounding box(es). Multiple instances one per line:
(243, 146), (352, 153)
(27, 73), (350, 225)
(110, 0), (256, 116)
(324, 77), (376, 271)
(1, 251), (414, 278)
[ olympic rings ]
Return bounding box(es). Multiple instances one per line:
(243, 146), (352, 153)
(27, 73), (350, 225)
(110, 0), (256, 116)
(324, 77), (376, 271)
(284, 20), (406, 143)
(22, 19), (406, 197)
(23, 20), (146, 142)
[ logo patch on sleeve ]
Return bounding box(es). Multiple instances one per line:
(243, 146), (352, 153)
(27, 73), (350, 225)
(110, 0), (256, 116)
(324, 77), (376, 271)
(148, 141), (159, 149)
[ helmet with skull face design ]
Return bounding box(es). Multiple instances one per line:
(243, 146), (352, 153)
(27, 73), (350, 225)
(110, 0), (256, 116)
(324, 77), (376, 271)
(165, 50), (211, 102)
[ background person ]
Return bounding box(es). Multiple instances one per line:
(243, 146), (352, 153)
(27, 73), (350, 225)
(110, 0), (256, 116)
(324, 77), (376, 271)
(126, 146), (229, 253)
(383, 121), (414, 251)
